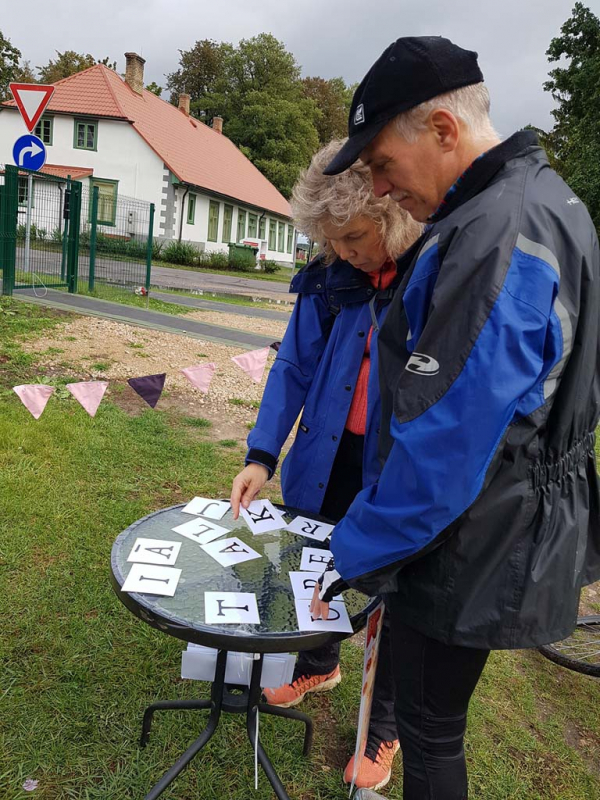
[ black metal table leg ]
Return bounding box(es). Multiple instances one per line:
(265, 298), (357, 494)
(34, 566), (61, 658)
(141, 699), (212, 748)
(257, 702), (314, 757)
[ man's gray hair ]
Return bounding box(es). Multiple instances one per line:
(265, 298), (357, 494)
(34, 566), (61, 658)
(393, 83), (500, 144)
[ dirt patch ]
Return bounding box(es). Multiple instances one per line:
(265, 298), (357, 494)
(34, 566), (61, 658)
(185, 308), (290, 339)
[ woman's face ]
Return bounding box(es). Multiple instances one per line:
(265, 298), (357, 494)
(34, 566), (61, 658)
(321, 216), (388, 273)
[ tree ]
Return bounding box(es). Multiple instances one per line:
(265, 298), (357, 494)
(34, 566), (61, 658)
(166, 39), (232, 121)
(145, 81), (163, 96)
(12, 60), (37, 84)
(0, 30), (21, 100)
(542, 3), (600, 229)
(302, 76), (349, 144)
(37, 51), (115, 83)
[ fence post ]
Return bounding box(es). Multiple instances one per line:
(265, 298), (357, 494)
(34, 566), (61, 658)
(67, 181), (81, 294)
(88, 185), (99, 292)
(0, 165), (18, 296)
(61, 177), (71, 282)
(145, 203), (155, 294)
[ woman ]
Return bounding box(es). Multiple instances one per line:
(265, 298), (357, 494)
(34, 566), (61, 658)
(230, 139), (422, 791)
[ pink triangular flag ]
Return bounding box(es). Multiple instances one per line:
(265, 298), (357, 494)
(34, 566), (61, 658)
(66, 381), (108, 417)
(231, 347), (270, 384)
(181, 363), (216, 394)
(13, 384), (55, 419)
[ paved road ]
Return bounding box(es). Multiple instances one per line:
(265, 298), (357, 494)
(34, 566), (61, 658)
(151, 291), (292, 321)
(13, 288), (280, 350)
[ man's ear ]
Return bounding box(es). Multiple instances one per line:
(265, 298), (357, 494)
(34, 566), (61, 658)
(428, 109), (460, 153)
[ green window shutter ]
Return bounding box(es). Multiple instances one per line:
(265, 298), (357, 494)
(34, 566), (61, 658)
(268, 219), (277, 250)
(259, 216), (266, 239)
(187, 194), (196, 225)
(237, 209), (246, 242)
(248, 213), (258, 237)
(278, 221), (285, 252)
(222, 204), (233, 242)
(74, 120), (97, 150)
(287, 225), (293, 254)
(91, 178), (118, 225)
(34, 117), (53, 145)
(208, 200), (220, 241)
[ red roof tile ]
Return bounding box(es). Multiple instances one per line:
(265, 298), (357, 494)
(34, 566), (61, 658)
(3, 65), (291, 218)
(41, 164), (93, 180)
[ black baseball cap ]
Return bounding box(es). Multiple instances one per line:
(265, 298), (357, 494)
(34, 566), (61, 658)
(324, 36), (484, 175)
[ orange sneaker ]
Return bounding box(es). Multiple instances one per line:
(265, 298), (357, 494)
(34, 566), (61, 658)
(343, 739), (400, 791)
(262, 666), (341, 708)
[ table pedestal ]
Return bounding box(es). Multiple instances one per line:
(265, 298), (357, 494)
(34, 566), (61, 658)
(140, 649), (314, 800)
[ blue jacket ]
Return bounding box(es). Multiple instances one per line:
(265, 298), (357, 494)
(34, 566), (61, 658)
(246, 255), (401, 514)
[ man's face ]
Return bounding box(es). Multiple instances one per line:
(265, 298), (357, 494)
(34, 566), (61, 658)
(361, 120), (457, 222)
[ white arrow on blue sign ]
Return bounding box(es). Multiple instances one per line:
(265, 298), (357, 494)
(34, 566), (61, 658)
(13, 134), (47, 171)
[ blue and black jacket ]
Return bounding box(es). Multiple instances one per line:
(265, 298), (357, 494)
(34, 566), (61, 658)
(322, 131), (600, 649)
(246, 256), (401, 513)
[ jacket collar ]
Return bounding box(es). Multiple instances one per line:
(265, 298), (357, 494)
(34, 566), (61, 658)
(429, 130), (541, 223)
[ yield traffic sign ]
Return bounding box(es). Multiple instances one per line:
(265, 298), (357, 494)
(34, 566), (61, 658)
(9, 83), (55, 132)
(13, 134), (47, 171)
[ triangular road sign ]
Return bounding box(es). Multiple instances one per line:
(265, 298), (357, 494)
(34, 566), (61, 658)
(9, 83), (55, 132)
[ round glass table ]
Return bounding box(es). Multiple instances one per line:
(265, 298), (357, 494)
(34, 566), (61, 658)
(110, 503), (376, 800)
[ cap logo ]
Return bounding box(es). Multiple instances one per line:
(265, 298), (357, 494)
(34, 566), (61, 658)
(354, 103), (365, 125)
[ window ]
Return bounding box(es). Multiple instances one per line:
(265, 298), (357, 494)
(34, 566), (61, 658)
(18, 177), (34, 207)
(208, 200), (220, 242)
(74, 120), (98, 150)
(259, 216), (266, 239)
(237, 209), (246, 242)
(278, 221), (285, 252)
(34, 117), (53, 145)
(248, 213), (258, 238)
(90, 178), (118, 225)
(287, 225), (294, 254)
(268, 219), (277, 250)
(222, 204), (233, 242)
(187, 194), (196, 225)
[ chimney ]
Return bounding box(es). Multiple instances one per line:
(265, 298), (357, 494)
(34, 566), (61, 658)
(178, 93), (190, 117)
(124, 52), (146, 95)
(212, 116), (223, 134)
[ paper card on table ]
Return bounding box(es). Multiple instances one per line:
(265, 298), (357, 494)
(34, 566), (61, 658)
(127, 537), (182, 566)
(172, 518), (229, 545)
(286, 516), (334, 542)
(201, 537), (261, 567)
(121, 563), (182, 596)
(294, 599), (353, 633)
(288, 571), (343, 601)
(204, 592), (260, 624)
(299, 546), (332, 572)
(181, 497), (230, 520)
(240, 499), (286, 535)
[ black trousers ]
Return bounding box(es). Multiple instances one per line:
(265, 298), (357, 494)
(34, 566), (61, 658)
(387, 593), (490, 799)
(294, 429), (398, 743)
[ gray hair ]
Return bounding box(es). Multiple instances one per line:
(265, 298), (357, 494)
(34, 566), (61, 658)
(291, 139), (422, 264)
(393, 83), (500, 144)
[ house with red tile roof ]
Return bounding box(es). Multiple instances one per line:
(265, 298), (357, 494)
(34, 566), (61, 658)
(0, 53), (296, 264)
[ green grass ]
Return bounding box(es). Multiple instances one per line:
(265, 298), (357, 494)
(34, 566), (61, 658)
(1, 299), (599, 799)
(73, 283), (195, 316)
(229, 397), (260, 410)
(155, 260), (291, 283)
(218, 438), (239, 448)
(156, 288), (294, 311)
(182, 416), (212, 429)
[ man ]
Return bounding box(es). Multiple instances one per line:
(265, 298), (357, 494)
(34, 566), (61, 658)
(311, 36), (600, 800)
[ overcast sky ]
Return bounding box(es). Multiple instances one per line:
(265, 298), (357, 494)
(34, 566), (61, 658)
(3, 0), (599, 135)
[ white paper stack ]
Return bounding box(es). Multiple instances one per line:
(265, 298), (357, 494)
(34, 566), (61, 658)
(181, 644), (296, 688)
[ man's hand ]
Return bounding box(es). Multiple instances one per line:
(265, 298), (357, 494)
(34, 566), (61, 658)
(230, 464), (269, 519)
(310, 583), (330, 620)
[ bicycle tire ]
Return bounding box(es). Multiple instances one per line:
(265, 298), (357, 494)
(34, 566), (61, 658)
(538, 615), (600, 677)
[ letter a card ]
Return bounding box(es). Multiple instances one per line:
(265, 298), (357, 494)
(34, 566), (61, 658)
(122, 564), (182, 596)
(286, 516), (333, 542)
(201, 536), (261, 567)
(127, 538), (182, 565)
(204, 592), (260, 624)
(240, 498), (286, 535)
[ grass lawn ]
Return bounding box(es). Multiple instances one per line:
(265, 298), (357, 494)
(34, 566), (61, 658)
(0, 299), (599, 799)
(154, 260), (292, 284)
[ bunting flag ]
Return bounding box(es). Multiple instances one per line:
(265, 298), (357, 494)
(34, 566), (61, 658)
(180, 363), (216, 394)
(66, 381), (108, 418)
(269, 341), (281, 352)
(231, 347), (270, 384)
(13, 384), (55, 420)
(127, 373), (166, 408)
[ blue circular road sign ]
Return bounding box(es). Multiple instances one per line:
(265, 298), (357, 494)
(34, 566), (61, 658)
(13, 134), (47, 171)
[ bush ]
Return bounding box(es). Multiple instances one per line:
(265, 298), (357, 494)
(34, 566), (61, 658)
(262, 259), (281, 274)
(152, 238), (165, 260)
(228, 247), (257, 272)
(161, 240), (199, 265)
(200, 252), (229, 270)
(51, 227), (63, 244)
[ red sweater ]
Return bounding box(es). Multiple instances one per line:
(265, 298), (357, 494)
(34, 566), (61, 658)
(345, 260), (397, 435)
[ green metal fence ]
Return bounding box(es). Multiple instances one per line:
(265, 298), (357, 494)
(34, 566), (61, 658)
(0, 164), (154, 297)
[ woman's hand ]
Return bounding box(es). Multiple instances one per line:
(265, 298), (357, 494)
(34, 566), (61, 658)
(310, 583), (330, 620)
(230, 464), (269, 519)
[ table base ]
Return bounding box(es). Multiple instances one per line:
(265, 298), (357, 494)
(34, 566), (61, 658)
(140, 650), (314, 800)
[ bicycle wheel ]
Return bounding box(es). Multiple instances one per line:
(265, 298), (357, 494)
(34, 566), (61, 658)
(538, 616), (600, 677)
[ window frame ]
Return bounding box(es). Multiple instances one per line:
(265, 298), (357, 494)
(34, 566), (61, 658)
(187, 193), (196, 225)
(74, 119), (98, 151)
(18, 177), (34, 207)
(34, 116), (53, 146)
(248, 213), (258, 238)
(208, 200), (220, 242)
(278, 221), (285, 253)
(237, 209), (247, 242)
(89, 177), (118, 226)
(259, 216), (266, 239)
(287, 224), (294, 254)
(268, 219), (277, 251)
(222, 204), (233, 242)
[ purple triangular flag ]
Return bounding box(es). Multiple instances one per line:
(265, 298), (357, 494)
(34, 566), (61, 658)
(127, 373), (166, 408)
(270, 341), (281, 352)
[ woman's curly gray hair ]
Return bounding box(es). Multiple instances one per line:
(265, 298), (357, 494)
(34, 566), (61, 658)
(291, 139), (422, 264)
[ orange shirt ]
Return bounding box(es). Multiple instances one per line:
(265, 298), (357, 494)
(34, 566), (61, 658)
(345, 259), (397, 435)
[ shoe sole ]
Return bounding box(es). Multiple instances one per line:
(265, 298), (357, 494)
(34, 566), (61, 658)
(272, 671), (342, 708)
(345, 769), (392, 792)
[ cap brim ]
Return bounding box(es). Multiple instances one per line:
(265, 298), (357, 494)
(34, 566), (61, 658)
(323, 119), (388, 175)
